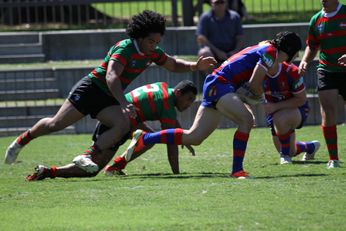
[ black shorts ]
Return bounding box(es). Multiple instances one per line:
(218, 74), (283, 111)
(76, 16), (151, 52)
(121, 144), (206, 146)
(68, 76), (120, 118)
(317, 69), (346, 100)
(92, 122), (130, 151)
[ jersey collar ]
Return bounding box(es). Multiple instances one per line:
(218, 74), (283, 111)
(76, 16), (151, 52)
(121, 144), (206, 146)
(267, 63), (282, 79)
(133, 39), (145, 56)
(322, 3), (342, 18)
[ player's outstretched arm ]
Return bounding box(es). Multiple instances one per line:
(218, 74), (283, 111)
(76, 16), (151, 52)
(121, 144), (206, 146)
(161, 55), (217, 73)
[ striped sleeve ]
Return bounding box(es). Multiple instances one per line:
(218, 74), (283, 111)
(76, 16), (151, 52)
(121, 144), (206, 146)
(151, 47), (168, 65)
(258, 45), (277, 70)
(109, 46), (130, 66)
(307, 15), (320, 49)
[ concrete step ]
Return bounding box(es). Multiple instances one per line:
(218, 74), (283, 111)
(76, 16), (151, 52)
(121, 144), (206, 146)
(0, 43), (43, 55)
(0, 115), (48, 128)
(0, 126), (75, 137)
(0, 77), (57, 91)
(0, 54), (45, 63)
(0, 32), (40, 44)
(0, 105), (61, 117)
(0, 69), (54, 80)
(0, 89), (60, 101)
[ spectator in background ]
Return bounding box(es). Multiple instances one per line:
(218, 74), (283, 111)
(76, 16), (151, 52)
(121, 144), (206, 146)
(196, 0), (244, 68)
(199, 0), (252, 21)
(298, 0), (346, 169)
(228, 0), (253, 21)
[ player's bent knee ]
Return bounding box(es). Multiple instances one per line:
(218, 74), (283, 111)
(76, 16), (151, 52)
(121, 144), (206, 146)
(240, 114), (254, 130)
(188, 137), (204, 146)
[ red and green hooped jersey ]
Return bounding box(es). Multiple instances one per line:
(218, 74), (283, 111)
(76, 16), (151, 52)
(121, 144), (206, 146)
(307, 4), (346, 72)
(125, 82), (178, 128)
(88, 39), (168, 95)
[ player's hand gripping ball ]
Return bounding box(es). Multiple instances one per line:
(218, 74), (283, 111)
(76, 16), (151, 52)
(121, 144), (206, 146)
(236, 82), (265, 105)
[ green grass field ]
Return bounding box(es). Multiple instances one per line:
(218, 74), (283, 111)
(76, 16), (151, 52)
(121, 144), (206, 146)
(92, 0), (346, 25)
(0, 126), (345, 230)
(92, 0), (325, 18)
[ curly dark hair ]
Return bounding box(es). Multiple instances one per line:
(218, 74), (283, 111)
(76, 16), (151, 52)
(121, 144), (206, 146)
(175, 80), (197, 95)
(126, 10), (166, 39)
(270, 31), (302, 62)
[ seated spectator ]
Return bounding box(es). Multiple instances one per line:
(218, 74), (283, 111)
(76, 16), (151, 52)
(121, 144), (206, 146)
(198, 0), (253, 21)
(196, 0), (244, 68)
(228, 0), (253, 21)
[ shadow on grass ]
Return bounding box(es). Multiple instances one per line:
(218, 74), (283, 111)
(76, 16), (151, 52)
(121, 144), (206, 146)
(49, 172), (230, 183)
(120, 172), (230, 180)
(47, 165), (336, 182)
(292, 160), (327, 165)
(269, 160), (328, 166)
(72, 171), (329, 182)
(254, 173), (328, 180)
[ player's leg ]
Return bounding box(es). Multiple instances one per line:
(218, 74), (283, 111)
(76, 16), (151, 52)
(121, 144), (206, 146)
(73, 111), (130, 173)
(319, 89), (339, 168)
(5, 100), (85, 164)
(317, 70), (342, 168)
(216, 92), (254, 177)
(108, 107), (222, 175)
(105, 143), (155, 176)
(271, 108), (301, 164)
(123, 105), (222, 163)
(271, 131), (318, 160)
(296, 103), (320, 161)
(26, 147), (117, 181)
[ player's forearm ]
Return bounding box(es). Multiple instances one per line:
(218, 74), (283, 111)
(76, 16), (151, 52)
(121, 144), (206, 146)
(272, 95), (306, 112)
(167, 144), (179, 174)
(248, 64), (267, 95)
(170, 58), (199, 72)
(106, 75), (128, 106)
(301, 46), (318, 64)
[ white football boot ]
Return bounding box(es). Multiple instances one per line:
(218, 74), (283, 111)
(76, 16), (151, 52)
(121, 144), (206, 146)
(302, 140), (320, 161)
(327, 160), (340, 169)
(73, 154), (99, 173)
(280, 155), (292, 165)
(4, 139), (23, 164)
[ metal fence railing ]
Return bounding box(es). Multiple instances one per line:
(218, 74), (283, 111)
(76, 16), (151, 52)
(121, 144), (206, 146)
(1, 0), (344, 30)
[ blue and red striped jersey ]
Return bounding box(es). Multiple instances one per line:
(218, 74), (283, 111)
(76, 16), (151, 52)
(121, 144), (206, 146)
(263, 62), (305, 103)
(212, 43), (278, 88)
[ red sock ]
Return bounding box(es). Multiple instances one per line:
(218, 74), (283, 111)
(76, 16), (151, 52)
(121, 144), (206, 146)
(82, 144), (100, 157)
(277, 130), (293, 156)
(16, 130), (33, 146)
(113, 156), (127, 170)
(322, 125), (338, 160)
(50, 166), (57, 178)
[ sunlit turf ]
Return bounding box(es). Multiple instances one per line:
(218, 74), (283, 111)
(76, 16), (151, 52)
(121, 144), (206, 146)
(0, 126), (345, 230)
(92, 0), (324, 18)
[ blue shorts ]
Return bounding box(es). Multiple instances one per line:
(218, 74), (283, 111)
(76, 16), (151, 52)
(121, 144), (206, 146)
(267, 101), (309, 136)
(201, 75), (235, 109)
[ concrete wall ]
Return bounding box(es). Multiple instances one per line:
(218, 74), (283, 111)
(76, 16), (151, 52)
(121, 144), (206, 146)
(42, 23), (310, 60)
